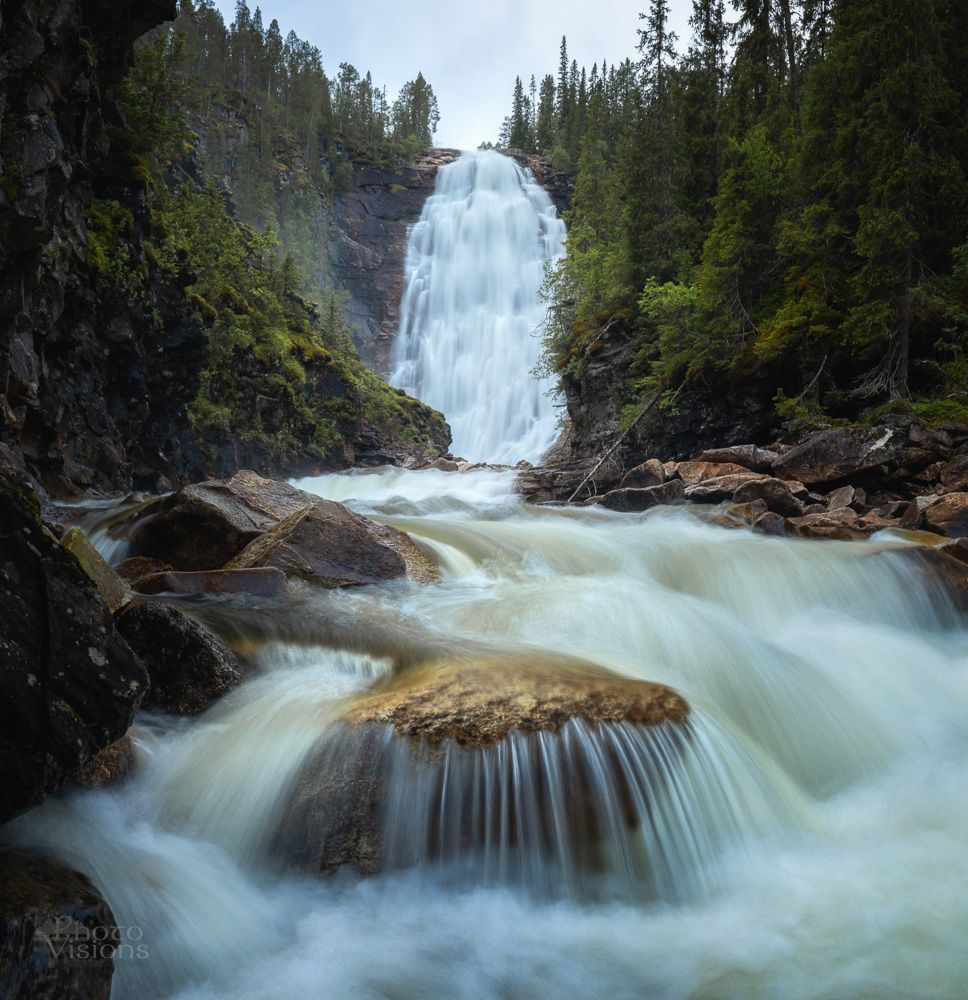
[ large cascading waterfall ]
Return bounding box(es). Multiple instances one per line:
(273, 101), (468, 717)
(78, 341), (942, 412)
(390, 150), (566, 464)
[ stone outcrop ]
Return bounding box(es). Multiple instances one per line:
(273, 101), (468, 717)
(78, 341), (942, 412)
(117, 602), (242, 715)
(329, 149), (460, 373)
(0, 461), (147, 823)
(0, 0), (449, 497)
(129, 469), (438, 586)
(280, 655), (689, 876)
(343, 656), (688, 749)
(0, 851), (118, 999)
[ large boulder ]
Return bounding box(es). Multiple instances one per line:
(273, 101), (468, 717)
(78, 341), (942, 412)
(683, 473), (768, 502)
(279, 656), (689, 876)
(0, 852), (118, 1000)
(129, 471), (310, 571)
(129, 470), (436, 586)
(0, 467), (147, 823)
(695, 444), (782, 473)
(732, 477), (805, 517)
(116, 602), (242, 715)
(136, 567), (288, 597)
(772, 424), (908, 486)
(922, 493), (968, 538)
(344, 656), (688, 748)
(59, 528), (131, 613)
(591, 480), (685, 512)
(225, 500), (436, 587)
(618, 459), (666, 489)
(676, 460), (762, 486)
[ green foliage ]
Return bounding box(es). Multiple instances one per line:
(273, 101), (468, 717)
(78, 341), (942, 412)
(86, 200), (145, 298)
(99, 23), (444, 465)
(511, 0), (968, 425)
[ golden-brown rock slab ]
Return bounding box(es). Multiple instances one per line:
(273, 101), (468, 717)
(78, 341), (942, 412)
(342, 656), (689, 749)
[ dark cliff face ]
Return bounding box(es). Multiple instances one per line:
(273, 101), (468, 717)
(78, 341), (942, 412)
(0, 2), (449, 497)
(0, 0), (177, 494)
(329, 149), (460, 374)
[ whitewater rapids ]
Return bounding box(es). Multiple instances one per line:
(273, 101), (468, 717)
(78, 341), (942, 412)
(5, 468), (968, 1000)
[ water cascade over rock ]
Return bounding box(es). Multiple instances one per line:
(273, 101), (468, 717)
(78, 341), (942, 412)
(391, 150), (566, 464)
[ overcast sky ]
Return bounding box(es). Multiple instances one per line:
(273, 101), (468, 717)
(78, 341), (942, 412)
(211, 1), (694, 149)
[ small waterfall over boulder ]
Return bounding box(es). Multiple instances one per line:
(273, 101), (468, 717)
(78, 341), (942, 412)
(390, 150), (566, 465)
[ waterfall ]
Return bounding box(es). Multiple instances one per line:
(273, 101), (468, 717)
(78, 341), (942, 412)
(390, 150), (566, 465)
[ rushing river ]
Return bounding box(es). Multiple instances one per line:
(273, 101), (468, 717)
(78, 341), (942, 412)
(5, 151), (968, 999)
(5, 468), (968, 999)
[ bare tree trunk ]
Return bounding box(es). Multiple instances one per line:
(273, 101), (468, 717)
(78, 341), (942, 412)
(779, 0), (802, 133)
(896, 248), (913, 398)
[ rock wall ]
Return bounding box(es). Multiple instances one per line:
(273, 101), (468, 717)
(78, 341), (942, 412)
(0, 1), (449, 497)
(329, 149), (460, 373)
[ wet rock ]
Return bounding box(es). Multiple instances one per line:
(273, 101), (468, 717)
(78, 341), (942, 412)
(900, 495), (942, 531)
(683, 473), (768, 502)
(939, 455), (968, 494)
(116, 602), (242, 715)
(0, 468), (147, 823)
(343, 656), (689, 749)
(226, 500), (432, 587)
(618, 459), (666, 489)
(939, 537), (968, 566)
(922, 492), (968, 538)
(59, 528), (131, 613)
(751, 511), (790, 537)
(592, 480), (686, 512)
(0, 852), (118, 1000)
(732, 477), (805, 517)
(70, 734), (136, 789)
(771, 424), (908, 485)
(786, 508), (866, 540)
(826, 485), (866, 512)
(115, 556), (173, 586)
(724, 500), (769, 525)
(280, 656), (690, 876)
(676, 461), (763, 487)
(129, 471), (313, 570)
(900, 546), (968, 613)
(695, 444), (782, 473)
(136, 567), (288, 597)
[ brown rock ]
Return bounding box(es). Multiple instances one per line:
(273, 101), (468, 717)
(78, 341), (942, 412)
(226, 501), (417, 587)
(772, 424), (908, 485)
(0, 852), (118, 999)
(724, 500), (769, 525)
(115, 556), (173, 585)
(59, 528), (132, 613)
(825, 485), (867, 512)
(696, 444), (781, 473)
(343, 656), (689, 749)
(619, 459), (666, 489)
(752, 511), (790, 537)
(938, 537), (968, 566)
(923, 492), (968, 538)
(117, 602), (242, 715)
(136, 568), (288, 597)
(900, 495), (942, 531)
(787, 508), (865, 540)
(71, 734), (136, 789)
(732, 477), (805, 516)
(676, 461), (763, 487)
(939, 455), (968, 493)
(684, 473), (768, 502)
(593, 480), (686, 512)
(129, 470), (315, 571)
(280, 655), (690, 877)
